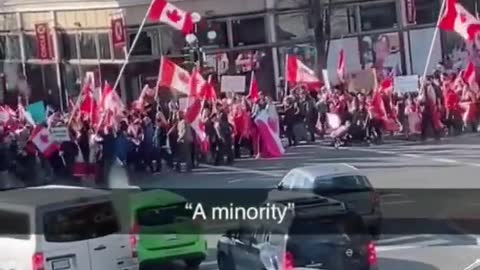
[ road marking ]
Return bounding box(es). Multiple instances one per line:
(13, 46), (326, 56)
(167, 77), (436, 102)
(201, 260), (218, 267)
(228, 179), (245, 183)
(463, 259), (480, 270)
(376, 234), (434, 245)
(382, 199), (416, 205)
(401, 153), (421, 158)
(200, 164), (283, 177)
(431, 158), (460, 164)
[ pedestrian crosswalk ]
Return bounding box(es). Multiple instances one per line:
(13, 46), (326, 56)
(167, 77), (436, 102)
(376, 234), (479, 252)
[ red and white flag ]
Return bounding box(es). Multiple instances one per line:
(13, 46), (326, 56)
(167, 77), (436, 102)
(100, 83), (125, 116)
(248, 71), (260, 103)
(463, 62), (476, 85)
(254, 108), (284, 158)
(439, 0), (480, 41)
(185, 98), (209, 152)
(285, 54), (322, 89)
(134, 84), (156, 110)
(30, 126), (59, 158)
(149, 0), (194, 34)
(158, 57), (191, 95)
(337, 49), (346, 82)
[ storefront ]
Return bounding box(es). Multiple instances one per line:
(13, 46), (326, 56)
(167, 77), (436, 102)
(0, 0), (478, 108)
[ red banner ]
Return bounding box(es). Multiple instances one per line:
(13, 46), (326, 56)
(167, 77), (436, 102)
(35, 23), (53, 59)
(111, 18), (126, 48)
(405, 0), (416, 24)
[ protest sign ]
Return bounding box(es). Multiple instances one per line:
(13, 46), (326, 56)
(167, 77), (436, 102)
(348, 69), (375, 93)
(221, 75), (246, 93)
(322, 69), (331, 90)
(50, 126), (69, 142)
(394, 75), (419, 93)
(27, 101), (46, 124)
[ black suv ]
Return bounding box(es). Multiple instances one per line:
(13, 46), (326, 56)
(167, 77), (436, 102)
(217, 190), (378, 270)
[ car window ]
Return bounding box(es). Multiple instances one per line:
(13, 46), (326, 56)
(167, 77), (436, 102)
(281, 171), (297, 189)
(292, 174), (314, 190)
(289, 213), (368, 236)
(314, 175), (371, 191)
(0, 209), (30, 240)
(43, 201), (119, 242)
(136, 202), (192, 226)
(238, 225), (255, 244)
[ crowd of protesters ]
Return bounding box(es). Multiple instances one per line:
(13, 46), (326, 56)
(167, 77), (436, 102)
(1, 66), (480, 187)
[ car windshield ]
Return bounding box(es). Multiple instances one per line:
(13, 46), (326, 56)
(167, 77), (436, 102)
(314, 175), (371, 192)
(289, 213), (367, 237)
(43, 201), (119, 242)
(136, 202), (193, 226)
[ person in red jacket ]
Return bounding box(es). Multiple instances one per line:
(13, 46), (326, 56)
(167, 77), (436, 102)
(444, 87), (461, 135)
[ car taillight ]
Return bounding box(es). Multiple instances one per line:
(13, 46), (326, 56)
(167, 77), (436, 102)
(284, 251), (294, 270)
(130, 224), (140, 258)
(32, 252), (45, 270)
(367, 241), (377, 266)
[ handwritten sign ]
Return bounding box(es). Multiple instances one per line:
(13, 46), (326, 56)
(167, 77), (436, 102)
(394, 75), (419, 93)
(221, 75), (246, 93)
(50, 126), (69, 142)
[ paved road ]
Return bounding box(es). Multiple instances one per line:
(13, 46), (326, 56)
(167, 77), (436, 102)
(125, 134), (480, 269)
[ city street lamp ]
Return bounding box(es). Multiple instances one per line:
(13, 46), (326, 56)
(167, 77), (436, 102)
(185, 12), (203, 69)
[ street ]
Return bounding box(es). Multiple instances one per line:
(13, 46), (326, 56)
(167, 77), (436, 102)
(131, 134), (480, 270)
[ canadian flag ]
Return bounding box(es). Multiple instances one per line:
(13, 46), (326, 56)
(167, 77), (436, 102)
(248, 71), (260, 103)
(285, 54), (322, 89)
(158, 57), (191, 95)
(134, 84), (156, 110)
(463, 62), (476, 85)
(79, 84), (98, 123)
(100, 82), (125, 114)
(185, 98), (209, 153)
(30, 126), (59, 158)
(337, 49), (346, 82)
(149, 0), (194, 34)
(190, 70), (217, 101)
(439, 0), (480, 41)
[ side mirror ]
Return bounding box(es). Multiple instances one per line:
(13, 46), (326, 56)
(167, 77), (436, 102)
(277, 183), (283, 190)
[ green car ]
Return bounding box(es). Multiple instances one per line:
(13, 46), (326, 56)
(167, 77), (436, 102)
(121, 189), (208, 269)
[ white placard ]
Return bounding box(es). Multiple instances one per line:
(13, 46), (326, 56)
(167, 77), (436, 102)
(394, 75), (419, 93)
(178, 97), (189, 111)
(322, 69), (331, 90)
(50, 126), (69, 142)
(221, 75), (246, 93)
(0, 111), (9, 122)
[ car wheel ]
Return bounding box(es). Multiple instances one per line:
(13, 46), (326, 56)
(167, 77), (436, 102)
(185, 258), (203, 269)
(217, 253), (235, 270)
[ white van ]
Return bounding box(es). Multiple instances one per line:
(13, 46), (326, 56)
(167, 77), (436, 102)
(0, 185), (138, 270)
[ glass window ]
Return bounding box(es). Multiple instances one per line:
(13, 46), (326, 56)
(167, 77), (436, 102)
(61, 63), (81, 97)
(232, 17), (266, 46)
(276, 12), (311, 41)
(276, 0), (309, 9)
(98, 33), (111, 59)
(314, 175), (372, 191)
(360, 2), (398, 31)
(278, 44), (317, 78)
(196, 20), (228, 48)
(0, 63), (23, 92)
(25, 64), (60, 104)
(0, 210), (30, 239)
(160, 27), (186, 55)
(59, 32), (78, 59)
(79, 33), (97, 59)
(280, 171), (299, 189)
(330, 7), (357, 37)
(414, 0), (441, 25)
(130, 31), (152, 56)
(0, 35), (21, 60)
(24, 34), (37, 59)
(136, 203), (193, 226)
(43, 201), (119, 242)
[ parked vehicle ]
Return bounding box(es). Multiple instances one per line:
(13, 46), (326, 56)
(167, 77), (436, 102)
(217, 189), (378, 270)
(123, 189), (208, 270)
(276, 164), (382, 238)
(0, 185), (138, 270)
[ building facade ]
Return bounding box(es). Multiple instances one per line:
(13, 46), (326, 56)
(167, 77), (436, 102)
(0, 0), (478, 109)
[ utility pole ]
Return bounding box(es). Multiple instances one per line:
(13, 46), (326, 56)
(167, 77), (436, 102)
(311, 0), (331, 72)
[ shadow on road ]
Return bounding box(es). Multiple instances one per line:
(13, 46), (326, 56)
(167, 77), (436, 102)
(379, 258), (438, 270)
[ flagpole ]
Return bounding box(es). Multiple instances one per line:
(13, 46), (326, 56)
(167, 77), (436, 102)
(249, 70), (254, 97)
(111, 0), (156, 94)
(284, 54), (288, 97)
(419, 0), (446, 92)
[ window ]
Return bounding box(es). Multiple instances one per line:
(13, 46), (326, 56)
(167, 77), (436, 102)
(330, 7), (357, 37)
(0, 35), (21, 60)
(24, 34), (37, 59)
(59, 32), (78, 59)
(136, 203), (193, 226)
(360, 2), (398, 31)
(60, 63), (81, 96)
(25, 64), (59, 103)
(0, 210), (30, 239)
(79, 33), (97, 59)
(98, 33), (111, 59)
(232, 17), (266, 46)
(197, 20), (228, 48)
(414, 0), (441, 25)
(278, 44), (317, 78)
(280, 171), (299, 189)
(0, 63), (23, 92)
(314, 175), (372, 191)
(160, 27), (186, 55)
(276, 0), (309, 9)
(43, 201), (119, 242)
(130, 31), (152, 56)
(276, 12), (311, 41)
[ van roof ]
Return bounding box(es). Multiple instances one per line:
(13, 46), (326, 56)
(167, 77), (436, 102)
(289, 163), (363, 179)
(0, 185), (110, 207)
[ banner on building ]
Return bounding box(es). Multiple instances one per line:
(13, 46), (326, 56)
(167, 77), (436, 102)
(405, 0), (416, 24)
(111, 17), (127, 48)
(35, 23), (53, 59)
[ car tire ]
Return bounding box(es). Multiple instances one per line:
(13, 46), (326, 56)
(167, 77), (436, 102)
(185, 258), (203, 269)
(217, 253), (235, 270)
